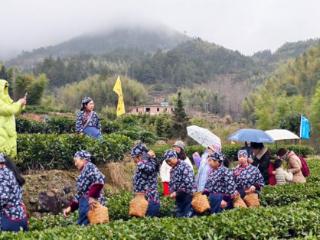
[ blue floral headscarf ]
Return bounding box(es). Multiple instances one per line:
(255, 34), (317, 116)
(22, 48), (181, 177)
(74, 150), (91, 161)
(164, 149), (178, 161)
(81, 97), (93, 105)
(207, 152), (224, 162)
(238, 149), (248, 158)
(131, 143), (148, 157)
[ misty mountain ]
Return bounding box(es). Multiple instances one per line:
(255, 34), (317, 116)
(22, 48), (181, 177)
(31, 36), (320, 92)
(129, 38), (261, 86)
(7, 26), (190, 69)
(252, 38), (320, 65)
(32, 38), (263, 89)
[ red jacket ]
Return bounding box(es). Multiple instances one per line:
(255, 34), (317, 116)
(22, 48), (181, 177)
(268, 163), (277, 186)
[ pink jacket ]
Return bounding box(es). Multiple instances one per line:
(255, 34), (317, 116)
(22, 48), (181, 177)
(287, 151), (306, 183)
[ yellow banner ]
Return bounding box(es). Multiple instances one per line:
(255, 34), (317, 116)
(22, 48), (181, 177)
(113, 76), (125, 117)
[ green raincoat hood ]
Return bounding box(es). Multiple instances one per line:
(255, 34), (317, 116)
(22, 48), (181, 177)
(0, 79), (13, 104)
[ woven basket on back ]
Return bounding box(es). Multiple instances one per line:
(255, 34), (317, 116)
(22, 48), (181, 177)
(87, 200), (109, 225)
(233, 196), (247, 208)
(243, 193), (260, 208)
(191, 192), (211, 214)
(129, 193), (149, 218)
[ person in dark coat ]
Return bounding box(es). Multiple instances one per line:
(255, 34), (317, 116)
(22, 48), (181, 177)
(251, 142), (271, 185)
(165, 150), (195, 218)
(233, 150), (264, 201)
(131, 143), (160, 217)
(203, 152), (237, 214)
(0, 154), (28, 232)
(63, 150), (106, 225)
(75, 97), (102, 139)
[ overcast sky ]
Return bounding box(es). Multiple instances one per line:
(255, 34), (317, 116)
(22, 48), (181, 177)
(1, 0), (320, 59)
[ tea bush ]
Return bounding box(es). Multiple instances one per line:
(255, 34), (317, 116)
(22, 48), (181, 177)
(18, 159), (320, 231)
(3, 200), (320, 239)
(17, 134), (132, 170)
(16, 132), (315, 171)
(152, 144), (314, 160)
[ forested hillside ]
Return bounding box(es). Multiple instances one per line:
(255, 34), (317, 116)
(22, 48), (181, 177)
(2, 25), (319, 118)
(243, 43), (320, 145)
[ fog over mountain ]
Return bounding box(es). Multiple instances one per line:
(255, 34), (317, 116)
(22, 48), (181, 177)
(1, 0), (320, 60)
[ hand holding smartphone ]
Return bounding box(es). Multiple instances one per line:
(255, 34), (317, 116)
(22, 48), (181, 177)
(18, 92), (27, 106)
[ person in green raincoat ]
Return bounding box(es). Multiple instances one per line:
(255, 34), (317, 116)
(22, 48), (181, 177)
(0, 79), (27, 158)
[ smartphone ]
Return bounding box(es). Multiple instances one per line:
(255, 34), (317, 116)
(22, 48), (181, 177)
(24, 92), (28, 98)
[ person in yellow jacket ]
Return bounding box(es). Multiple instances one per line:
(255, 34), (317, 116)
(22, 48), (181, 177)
(0, 79), (27, 158)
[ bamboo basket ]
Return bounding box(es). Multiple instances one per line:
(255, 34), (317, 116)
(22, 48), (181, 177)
(87, 200), (109, 224)
(191, 192), (211, 214)
(129, 193), (149, 218)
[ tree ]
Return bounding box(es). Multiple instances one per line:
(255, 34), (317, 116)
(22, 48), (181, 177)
(0, 65), (8, 79)
(279, 112), (301, 135)
(11, 74), (48, 105)
(169, 87), (224, 115)
(155, 114), (172, 139)
(27, 74), (48, 105)
(171, 92), (189, 139)
(55, 75), (148, 111)
(244, 43), (320, 131)
(310, 83), (320, 150)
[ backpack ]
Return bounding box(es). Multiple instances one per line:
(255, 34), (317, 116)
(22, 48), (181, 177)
(298, 155), (310, 177)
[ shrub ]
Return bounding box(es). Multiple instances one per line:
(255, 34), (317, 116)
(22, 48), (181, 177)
(17, 116), (158, 144)
(16, 117), (75, 134)
(3, 200), (320, 239)
(152, 144), (314, 160)
(261, 182), (320, 206)
(45, 117), (75, 134)
(16, 134), (132, 171)
(16, 118), (46, 133)
(100, 119), (121, 134)
(118, 127), (158, 144)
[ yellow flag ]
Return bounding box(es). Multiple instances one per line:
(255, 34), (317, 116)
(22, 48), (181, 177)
(113, 76), (125, 117)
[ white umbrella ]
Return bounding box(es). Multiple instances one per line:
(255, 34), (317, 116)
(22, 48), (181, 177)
(265, 129), (300, 141)
(187, 125), (221, 148)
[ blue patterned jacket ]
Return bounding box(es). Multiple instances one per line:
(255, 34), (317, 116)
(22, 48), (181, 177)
(71, 162), (106, 211)
(75, 111), (101, 133)
(0, 167), (27, 226)
(133, 155), (160, 203)
(204, 165), (237, 196)
(170, 161), (195, 194)
(233, 164), (265, 191)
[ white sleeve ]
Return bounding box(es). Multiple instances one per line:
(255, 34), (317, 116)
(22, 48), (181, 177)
(285, 170), (293, 182)
(160, 161), (171, 182)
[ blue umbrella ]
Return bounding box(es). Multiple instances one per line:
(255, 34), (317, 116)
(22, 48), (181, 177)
(228, 129), (274, 143)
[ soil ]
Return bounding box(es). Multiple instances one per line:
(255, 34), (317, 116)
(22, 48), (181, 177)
(23, 160), (135, 217)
